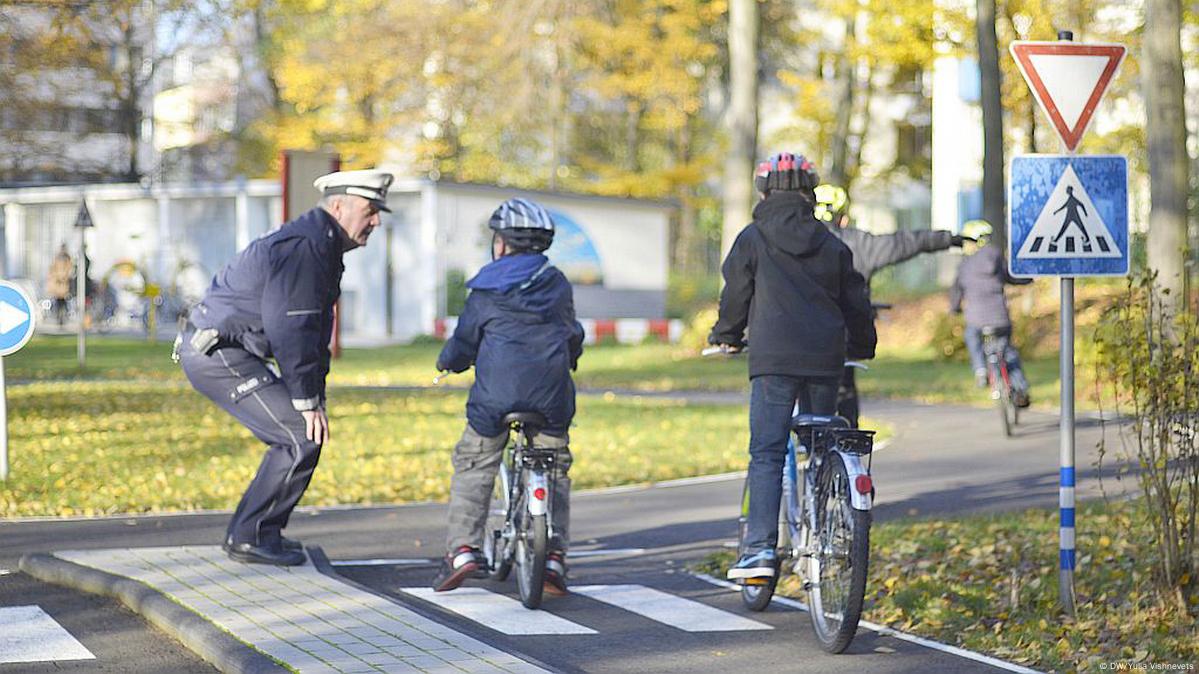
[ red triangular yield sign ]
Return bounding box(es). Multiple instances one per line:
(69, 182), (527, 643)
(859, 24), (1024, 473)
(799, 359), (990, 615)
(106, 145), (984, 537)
(1010, 41), (1125, 152)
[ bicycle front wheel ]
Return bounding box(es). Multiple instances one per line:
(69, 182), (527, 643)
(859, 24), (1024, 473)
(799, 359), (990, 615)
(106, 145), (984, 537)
(516, 513), (547, 609)
(737, 478), (783, 611)
(805, 453), (870, 654)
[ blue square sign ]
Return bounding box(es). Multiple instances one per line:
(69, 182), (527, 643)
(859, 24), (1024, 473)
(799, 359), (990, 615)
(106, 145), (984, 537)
(1008, 154), (1129, 276)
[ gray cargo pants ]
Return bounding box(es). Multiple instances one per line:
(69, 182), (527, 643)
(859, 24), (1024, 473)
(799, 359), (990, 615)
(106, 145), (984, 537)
(445, 424), (572, 553)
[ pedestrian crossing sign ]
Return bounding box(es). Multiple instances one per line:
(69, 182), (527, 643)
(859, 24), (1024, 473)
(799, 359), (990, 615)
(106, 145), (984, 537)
(1008, 154), (1128, 277)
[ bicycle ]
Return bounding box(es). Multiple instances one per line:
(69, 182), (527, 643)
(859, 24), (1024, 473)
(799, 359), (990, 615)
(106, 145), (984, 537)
(481, 411), (560, 610)
(981, 327), (1020, 437)
(703, 347), (876, 653)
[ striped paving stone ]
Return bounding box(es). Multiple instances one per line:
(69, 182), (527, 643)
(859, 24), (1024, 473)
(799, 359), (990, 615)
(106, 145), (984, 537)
(55, 546), (546, 673)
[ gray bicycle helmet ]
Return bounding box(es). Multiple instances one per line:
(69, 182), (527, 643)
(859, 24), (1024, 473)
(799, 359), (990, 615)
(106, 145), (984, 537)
(488, 197), (555, 252)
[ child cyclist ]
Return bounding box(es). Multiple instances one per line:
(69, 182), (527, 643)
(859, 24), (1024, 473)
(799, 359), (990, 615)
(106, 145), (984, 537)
(433, 197), (585, 595)
(950, 219), (1033, 407)
(709, 153), (877, 582)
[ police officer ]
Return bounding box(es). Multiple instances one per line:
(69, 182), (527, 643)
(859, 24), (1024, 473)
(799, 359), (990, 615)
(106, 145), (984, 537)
(177, 169), (393, 566)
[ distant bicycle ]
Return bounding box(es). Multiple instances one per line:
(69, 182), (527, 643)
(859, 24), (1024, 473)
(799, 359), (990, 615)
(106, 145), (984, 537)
(482, 411), (561, 609)
(705, 347), (876, 653)
(982, 327), (1020, 437)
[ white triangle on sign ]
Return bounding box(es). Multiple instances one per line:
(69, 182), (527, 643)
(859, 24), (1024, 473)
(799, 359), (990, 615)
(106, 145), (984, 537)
(0, 300), (29, 335)
(1017, 165), (1122, 260)
(1026, 54), (1110, 131)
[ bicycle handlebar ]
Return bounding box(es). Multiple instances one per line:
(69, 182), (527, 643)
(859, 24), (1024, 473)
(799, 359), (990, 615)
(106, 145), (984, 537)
(433, 370), (451, 385)
(702, 345), (868, 370)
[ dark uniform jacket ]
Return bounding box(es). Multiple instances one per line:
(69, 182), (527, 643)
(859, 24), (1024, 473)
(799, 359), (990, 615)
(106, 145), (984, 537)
(949, 244), (1032, 328)
(710, 191), (877, 380)
(829, 226), (954, 288)
(437, 253), (585, 438)
(190, 207), (343, 411)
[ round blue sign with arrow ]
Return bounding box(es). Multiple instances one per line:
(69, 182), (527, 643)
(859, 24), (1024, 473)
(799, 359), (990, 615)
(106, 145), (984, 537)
(0, 281), (36, 356)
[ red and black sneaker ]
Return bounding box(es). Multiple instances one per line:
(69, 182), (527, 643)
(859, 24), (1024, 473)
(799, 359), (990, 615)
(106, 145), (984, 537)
(432, 546), (484, 592)
(543, 551), (568, 597)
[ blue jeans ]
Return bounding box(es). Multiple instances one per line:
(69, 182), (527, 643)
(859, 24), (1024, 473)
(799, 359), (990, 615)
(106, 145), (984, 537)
(744, 374), (840, 554)
(964, 325), (1029, 392)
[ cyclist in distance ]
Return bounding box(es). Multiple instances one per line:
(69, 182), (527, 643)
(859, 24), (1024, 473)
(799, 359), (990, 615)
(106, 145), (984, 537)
(710, 153), (877, 582)
(432, 197), (585, 594)
(949, 219), (1033, 407)
(814, 184), (973, 426)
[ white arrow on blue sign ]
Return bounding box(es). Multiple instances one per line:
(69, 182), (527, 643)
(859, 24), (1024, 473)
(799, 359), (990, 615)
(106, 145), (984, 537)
(1008, 154), (1129, 277)
(0, 281), (36, 356)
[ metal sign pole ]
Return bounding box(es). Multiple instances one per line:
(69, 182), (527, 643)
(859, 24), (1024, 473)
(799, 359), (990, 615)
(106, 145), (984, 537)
(1056, 29), (1077, 617)
(1060, 276), (1076, 614)
(0, 355), (6, 481)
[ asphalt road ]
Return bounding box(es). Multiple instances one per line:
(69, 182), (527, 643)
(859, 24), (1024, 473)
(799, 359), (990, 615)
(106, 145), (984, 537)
(1, 397), (1119, 672)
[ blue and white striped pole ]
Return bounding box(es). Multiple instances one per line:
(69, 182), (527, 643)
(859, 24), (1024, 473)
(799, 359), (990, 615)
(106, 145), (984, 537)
(1060, 275), (1077, 615)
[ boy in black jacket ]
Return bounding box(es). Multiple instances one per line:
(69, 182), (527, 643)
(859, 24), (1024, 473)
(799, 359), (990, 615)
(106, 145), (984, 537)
(710, 153), (877, 581)
(432, 198), (585, 594)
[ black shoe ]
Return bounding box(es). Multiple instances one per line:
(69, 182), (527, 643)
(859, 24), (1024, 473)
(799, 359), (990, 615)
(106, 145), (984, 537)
(224, 535), (302, 552)
(226, 542), (306, 566)
(544, 551), (568, 597)
(1014, 390), (1031, 408)
(432, 546), (484, 592)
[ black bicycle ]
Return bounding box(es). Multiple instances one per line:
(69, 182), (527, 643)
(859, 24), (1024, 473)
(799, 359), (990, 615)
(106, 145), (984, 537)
(482, 411), (560, 609)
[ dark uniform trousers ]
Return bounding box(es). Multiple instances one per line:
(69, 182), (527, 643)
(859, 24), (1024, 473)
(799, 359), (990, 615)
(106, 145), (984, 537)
(179, 335), (322, 547)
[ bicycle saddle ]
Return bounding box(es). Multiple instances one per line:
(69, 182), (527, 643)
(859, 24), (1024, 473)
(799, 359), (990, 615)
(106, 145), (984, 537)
(502, 411), (547, 434)
(790, 414), (852, 430)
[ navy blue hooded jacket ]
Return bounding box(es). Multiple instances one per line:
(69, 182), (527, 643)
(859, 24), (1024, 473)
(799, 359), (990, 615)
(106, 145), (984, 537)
(190, 207), (343, 411)
(437, 253), (585, 438)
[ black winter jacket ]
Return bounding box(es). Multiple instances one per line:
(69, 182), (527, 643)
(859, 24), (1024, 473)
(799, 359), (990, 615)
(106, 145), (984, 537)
(949, 244), (1032, 328)
(438, 253), (585, 438)
(709, 192), (877, 379)
(191, 207), (342, 411)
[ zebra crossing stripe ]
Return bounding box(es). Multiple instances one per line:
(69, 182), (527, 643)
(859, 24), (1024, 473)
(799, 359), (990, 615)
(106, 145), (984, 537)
(1029, 236), (1044, 253)
(1096, 236), (1110, 252)
(572, 584), (772, 632)
(0, 606), (95, 664)
(401, 588), (597, 635)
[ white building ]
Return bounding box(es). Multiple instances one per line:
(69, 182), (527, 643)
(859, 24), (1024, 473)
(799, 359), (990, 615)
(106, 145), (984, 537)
(0, 179), (674, 343)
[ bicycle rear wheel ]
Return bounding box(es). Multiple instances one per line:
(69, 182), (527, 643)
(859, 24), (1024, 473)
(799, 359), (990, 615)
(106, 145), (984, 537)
(516, 511), (547, 609)
(989, 363), (1013, 437)
(805, 453), (870, 654)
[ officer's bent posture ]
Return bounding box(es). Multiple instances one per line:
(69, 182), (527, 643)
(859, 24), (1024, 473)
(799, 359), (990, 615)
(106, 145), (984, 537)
(177, 169), (393, 566)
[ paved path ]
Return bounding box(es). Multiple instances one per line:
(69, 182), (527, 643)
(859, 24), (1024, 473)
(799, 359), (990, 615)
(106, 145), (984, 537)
(4, 397), (1120, 672)
(54, 546), (542, 673)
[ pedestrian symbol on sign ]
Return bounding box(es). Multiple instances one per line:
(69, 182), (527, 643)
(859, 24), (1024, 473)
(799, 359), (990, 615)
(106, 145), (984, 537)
(1052, 186), (1089, 246)
(1015, 164), (1121, 260)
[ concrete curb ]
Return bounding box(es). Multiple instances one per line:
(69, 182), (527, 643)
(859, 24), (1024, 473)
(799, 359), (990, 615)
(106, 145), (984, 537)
(18, 552), (287, 674)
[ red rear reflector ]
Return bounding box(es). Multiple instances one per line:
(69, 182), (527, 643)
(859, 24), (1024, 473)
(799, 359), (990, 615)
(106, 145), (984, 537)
(533, 487), (547, 500)
(855, 475), (873, 495)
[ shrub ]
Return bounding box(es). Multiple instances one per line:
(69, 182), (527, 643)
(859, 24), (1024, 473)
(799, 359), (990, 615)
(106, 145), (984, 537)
(1093, 272), (1199, 613)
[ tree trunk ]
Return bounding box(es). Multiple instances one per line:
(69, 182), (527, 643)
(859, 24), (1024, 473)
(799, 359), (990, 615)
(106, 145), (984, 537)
(1144, 0), (1188, 308)
(721, 0), (759, 258)
(976, 0), (1006, 250)
(828, 15), (857, 187)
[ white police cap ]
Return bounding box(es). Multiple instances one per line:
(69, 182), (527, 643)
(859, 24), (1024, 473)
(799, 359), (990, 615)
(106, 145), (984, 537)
(313, 169), (394, 212)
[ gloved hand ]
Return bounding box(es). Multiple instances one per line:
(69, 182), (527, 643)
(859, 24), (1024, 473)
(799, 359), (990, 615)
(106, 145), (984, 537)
(951, 235), (976, 247)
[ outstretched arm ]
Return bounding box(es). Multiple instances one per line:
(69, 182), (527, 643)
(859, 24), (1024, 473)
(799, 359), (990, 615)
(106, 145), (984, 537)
(849, 228), (956, 280)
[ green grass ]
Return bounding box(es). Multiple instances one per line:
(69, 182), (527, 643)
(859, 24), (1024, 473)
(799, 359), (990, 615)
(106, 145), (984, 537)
(11, 336), (1081, 413)
(697, 499), (1198, 672)
(0, 382), (752, 517)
